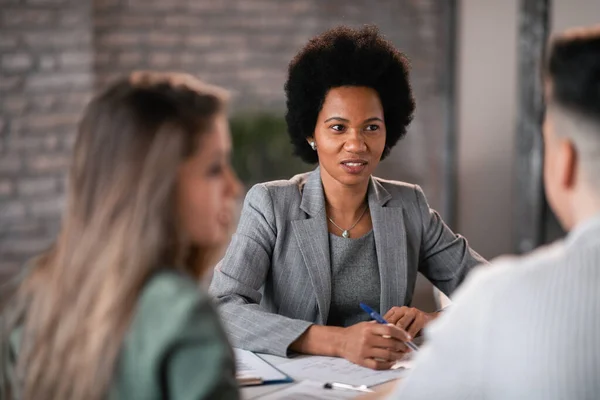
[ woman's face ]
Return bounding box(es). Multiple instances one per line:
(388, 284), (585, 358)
(311, 86), (387, 187)
(177, 113), (242, 248)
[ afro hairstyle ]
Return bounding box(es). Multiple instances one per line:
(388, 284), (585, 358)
(284, 25), (416, 163)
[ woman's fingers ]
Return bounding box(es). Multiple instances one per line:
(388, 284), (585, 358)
(361, 358), (396, 371)
(397, 309), (417, 329)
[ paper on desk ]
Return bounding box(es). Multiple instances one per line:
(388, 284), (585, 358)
(391, 353), (414, 370)
(257, 380), (358, 400)
(234, 348), (288, 382)
(277, 354), (412, 388)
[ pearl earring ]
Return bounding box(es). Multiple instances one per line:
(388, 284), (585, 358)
(309, 141), (317, 150)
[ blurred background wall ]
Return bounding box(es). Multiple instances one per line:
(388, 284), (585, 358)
(1, 0), (94, 277)
(1, 0), (455, 281)
(456, 0), (600, 260)
(90, 0), (456, 212)
(1, 0), (599, 307)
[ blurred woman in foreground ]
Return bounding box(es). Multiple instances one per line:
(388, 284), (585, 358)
(0, 71), (241, 400)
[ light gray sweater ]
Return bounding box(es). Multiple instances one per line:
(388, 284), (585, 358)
(389, 215), (600, 400)
(327, 231), (380, 327)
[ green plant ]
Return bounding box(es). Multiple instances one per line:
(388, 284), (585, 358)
(229, 112), (309, 185)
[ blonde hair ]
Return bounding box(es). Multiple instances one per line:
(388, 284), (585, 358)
(1, 72), (228, 400)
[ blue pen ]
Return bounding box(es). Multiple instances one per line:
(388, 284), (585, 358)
(360, 303), (419, 352)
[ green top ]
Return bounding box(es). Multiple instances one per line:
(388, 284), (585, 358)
(8, 270), (239, 400)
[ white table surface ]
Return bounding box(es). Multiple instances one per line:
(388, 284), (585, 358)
(240, 353), (298, 399)
(240, 353), (402, 399)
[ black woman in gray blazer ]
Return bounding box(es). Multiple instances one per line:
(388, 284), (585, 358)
(210, 25), (486, 370)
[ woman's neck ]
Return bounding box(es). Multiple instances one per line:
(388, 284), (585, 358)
(320, 169), (369, 219)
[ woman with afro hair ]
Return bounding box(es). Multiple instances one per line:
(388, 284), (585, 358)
(210, 25), (485, 370)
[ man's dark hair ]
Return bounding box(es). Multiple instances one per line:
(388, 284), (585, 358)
(546, 27), (600, 122)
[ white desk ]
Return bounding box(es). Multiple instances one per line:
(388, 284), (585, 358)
(240, 354), (297, 399)
(240, 353), (402, 399)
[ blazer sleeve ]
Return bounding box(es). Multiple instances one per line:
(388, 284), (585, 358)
(414, 185), (487, 296)
(209, 184), (313, 357)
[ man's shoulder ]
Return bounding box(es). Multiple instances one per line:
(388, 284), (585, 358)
(458, 241), (566, 304)
(468, 241), (566, 292)
(493, 240), (564, 274)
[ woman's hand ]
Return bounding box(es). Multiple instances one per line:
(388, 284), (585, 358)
(383, 306), (438, 338)
(338, 321), (412, 370)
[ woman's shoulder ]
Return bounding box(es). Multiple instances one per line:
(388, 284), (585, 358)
(243, 171), (312, 206)
(372, 176), (424, 203)
(114, 271), (236, 398)
(141, 269), (205, 302)
(372, 176), (418, 190)
(122, 269), (230, 366)
(251, 171), (311, 192)
(130, 270), (221, 346)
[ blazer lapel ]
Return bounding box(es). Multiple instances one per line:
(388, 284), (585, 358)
(291, 168), (331, 324)
(369, 178), (408, 314)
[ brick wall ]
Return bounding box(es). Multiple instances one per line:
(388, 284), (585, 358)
(92, 0), (446, 109)
(1, 0), (453, 279)
(0, 0), (94, 277)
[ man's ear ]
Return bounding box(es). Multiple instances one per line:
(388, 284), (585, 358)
(560, 139), (578, 189)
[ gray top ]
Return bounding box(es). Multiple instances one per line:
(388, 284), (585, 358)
(327, 230), (380, 327)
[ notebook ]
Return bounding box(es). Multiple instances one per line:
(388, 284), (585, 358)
(234, 348), (293, 387)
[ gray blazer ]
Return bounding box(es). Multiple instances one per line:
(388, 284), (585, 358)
(209, 168), (486, 357)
